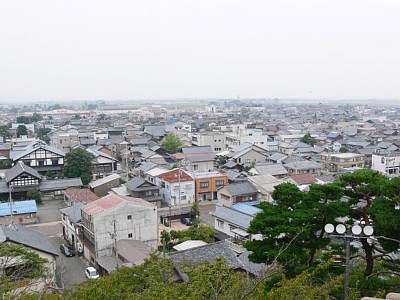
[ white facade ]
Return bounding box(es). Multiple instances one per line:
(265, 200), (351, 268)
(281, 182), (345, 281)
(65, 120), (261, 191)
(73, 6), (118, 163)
(372, 154), (400, 177)
(189, 132), (227, 152)
(156, 177), (195, 206)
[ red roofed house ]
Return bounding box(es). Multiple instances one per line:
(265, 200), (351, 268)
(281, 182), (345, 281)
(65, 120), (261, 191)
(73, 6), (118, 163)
(79, 194), (158, 264)
(156, 169), (195, 206)
(63, 188), (99, 206)
(289, 173), (317, 187)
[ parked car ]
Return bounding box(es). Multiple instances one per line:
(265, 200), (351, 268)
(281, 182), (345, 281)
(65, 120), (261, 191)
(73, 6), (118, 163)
(60, 244), (75, 257)
(85, 267), (100, 279)
(181, 218), (193, 226)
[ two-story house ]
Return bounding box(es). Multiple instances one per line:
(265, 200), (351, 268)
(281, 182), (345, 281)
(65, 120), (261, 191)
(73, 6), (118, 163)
(125, 177), (163, 208)
(190, 170), (228, 202)
(156, 169), (195, 206)
(217, 181), (258, 207)
(79, 194), (158, 264)
(11, 140), (65, 174)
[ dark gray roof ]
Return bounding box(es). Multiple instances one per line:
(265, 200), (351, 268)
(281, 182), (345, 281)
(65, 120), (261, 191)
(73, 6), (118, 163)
(39, 178), (83, 191)
(212, 205), (254, 229)
(182, 146), (213, 154)
(125, 177), (146, 191)
(224, 181), (257, 196)
(238, 250), (269, 277)
(12, 140), (65, 161)
(59, 202), (84, 223)
(130, 138), (150, 146)
(5, 161), (41, 183)
(0, 223), (58, 256)
(168, 241), (243, 281)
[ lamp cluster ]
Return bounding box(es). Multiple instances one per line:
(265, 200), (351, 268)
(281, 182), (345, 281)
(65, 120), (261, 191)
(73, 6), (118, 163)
(324, 223), (374, 236)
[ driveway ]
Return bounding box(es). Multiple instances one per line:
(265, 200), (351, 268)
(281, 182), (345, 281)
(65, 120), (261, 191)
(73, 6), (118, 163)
(36, 199), (67, 223)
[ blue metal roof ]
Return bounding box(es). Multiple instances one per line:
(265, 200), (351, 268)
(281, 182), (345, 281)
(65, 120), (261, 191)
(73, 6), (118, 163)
(231, 203), (262, 216)
(0, 200), (37, 217)
(242, 201), (260, 206)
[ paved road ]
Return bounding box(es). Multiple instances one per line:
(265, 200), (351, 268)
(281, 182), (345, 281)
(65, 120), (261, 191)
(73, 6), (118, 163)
(30, 223), (88, 289)
(199, 202), (216, 227)
(37, 199), (67, 223)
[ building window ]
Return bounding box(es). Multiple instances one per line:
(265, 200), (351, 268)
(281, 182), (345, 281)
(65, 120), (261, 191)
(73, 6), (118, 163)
(193, 164), (199, 171)
(200, 181), (209, 188)
(127, 215), (132, 220)
(38, 160), (45, 166)
(181, 195), (186, 200)
(217, 219), (224, 228)
(229, 225), (237, 232)
(215, 180), (224, 186)
(128, 233), (132, 238)
(52, 159), (58, 166)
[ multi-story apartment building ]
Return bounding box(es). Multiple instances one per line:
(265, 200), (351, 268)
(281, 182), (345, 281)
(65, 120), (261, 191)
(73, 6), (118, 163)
(189, 131), (227, 152)
(319, 152), (366, 172)
(190, 170), (228, 202)
(80, 195), (158, 264)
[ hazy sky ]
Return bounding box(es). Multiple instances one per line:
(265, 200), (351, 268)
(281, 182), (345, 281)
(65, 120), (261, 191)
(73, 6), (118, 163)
(1, 0), (400, 101)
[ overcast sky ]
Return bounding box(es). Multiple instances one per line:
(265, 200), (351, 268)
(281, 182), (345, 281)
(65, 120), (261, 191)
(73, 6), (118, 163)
(1, 0), (400, 102)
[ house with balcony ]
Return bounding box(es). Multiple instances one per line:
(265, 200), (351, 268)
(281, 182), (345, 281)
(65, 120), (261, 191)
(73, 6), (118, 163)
(79, 194), (158, 265)
(156, 169), (195, 206)
(125, 177), (163, 207)
(190, 170), (228, 202)
(371, 152), (400, 178)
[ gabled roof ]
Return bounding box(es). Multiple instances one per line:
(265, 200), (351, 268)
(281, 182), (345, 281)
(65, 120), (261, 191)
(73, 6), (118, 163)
(186, 155), (215, 163)
(125, 177), (146, 191)
(89, 173), (120, 188)
(39, 178), (83, 191)
(0, 223), (58, 256)
(60, 202), (84, 223)
(182, 146), (213, 154)
(63, 188), (99, 203)
(212, 205), (253, 229)
(82, 194), (153, 217)
(223, 181), (257, 196)
(11, 140), (65, 161)
(289, 173), (317, 185)
(169, 241), (244, 281)
(138, 161), (157, 172)
(5, 161), (41, 183)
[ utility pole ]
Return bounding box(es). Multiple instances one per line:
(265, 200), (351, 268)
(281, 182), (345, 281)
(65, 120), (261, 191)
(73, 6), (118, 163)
(9, 185), (14, 224)
(109, 220), (119, 270)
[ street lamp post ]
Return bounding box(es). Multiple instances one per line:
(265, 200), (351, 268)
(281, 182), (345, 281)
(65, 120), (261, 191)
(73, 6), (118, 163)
(324, 223), (374, 300)
(9, 185), (14, 224)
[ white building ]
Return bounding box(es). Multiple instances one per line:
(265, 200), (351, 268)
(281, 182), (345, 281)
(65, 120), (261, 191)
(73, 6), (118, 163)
(80, 195), (158, 263)
(156, 169), (195, 206)
(372, 153), (400, 178)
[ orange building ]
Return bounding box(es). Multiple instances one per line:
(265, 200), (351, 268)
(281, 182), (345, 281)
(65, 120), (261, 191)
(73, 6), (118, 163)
(191, 170), (228, 202)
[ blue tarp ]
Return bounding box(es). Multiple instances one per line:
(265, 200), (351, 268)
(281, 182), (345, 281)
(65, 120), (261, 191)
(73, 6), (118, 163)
(0, 200), (37, 217)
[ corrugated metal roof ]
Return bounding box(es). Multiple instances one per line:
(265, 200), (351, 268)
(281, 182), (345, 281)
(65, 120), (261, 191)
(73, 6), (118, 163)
(212, 205), (253, 229)
(0, 199), (37, 217)
(231, 203), (262, 216)
(89, 173), (120, 188)
(40, 178), (83, 191)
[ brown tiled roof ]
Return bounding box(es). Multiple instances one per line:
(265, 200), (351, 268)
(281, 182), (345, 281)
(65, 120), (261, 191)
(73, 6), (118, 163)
(289, 173), (317, 185)
(64, 188), (99, 203)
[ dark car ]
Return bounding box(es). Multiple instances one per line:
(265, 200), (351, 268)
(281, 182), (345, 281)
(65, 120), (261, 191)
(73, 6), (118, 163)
(60, 244), (75, 257)
(181, 218), (193, 226)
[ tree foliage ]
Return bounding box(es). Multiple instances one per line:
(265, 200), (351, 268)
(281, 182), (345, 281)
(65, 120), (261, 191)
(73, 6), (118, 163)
(27, 188), (42, 204)
(301, 133), (316, 146)
(64, 148), (95, 185)
(0, 243), (50, 297)
(162, 132), (182, 153)
(0, 125), (12, 139)
(16, 125), (28, 137)
(16, 113), (43, 124)
(245, 182), (347, 274)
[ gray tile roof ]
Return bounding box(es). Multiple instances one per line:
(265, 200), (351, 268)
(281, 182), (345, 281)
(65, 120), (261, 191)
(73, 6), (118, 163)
(12, 140), (65, 161)
(138, 162), (157, 172)
(224, 181), (257, 196)
(125, 177), (146, 191)
(169, 241), (244, 281)
(59, 202), (84, 223)
(39, 178), (83, 191)
(0, 223), (58, 256)
(187, 155), (215, 163)
(5, 161), (42, 183)
(212, 205), (254, 229)
(182, 146), (213, 154)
